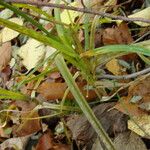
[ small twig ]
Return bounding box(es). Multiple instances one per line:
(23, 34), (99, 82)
(134, 30), (150, 43)
(4, 0), (150, 23)
(98, 67), (150, 80)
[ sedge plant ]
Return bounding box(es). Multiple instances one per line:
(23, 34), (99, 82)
(0, 1), (150, 149)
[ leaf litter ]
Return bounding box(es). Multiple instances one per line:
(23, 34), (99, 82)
(0, 0), (150, 150)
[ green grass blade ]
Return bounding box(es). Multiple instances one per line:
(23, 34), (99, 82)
(0, 0), (52, 37)
(0, 88), (29, 101)
(0, 18), (76, 57)
(54, 0), (73, 49)
(13, 3), (52, 20)
(81, 45), (150, 57)
(55, 54), (116, 150)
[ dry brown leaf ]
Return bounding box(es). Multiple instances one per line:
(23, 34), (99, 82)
(114, 97), (145, 116)
(37, 82), (97, 101)
(14, 111), (41, 136)
(35, 130), (71, 150)
(0, 42), (12, 71)
(13, 101), (41, 136)
(103, 23), (133, 45)
(115, 76), (150, 116)
(35, 130), (54, 150)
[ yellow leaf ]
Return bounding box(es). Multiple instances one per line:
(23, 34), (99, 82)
(18, 38), (46, 70)
(128, 7), (150, 27)
(61, 2), (81, 24)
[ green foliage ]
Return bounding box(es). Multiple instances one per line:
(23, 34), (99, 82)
(0, 1), (150, 149)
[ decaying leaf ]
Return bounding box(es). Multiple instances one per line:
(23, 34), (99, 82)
(2, 17), (23, 42)
(0, 42), (12, 71)
(114, 131), (147, 150)
(128, 115), (150, 138)
(18, 38), (46, 70)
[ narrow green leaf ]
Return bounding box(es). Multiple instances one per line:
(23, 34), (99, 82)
(81, 45), (150, 57)
(55, 54), (116, 150)
(0, 0), (52, 36)
(0, 17), (76, 57)
(0, 88), (29, 101)
(13, 3), (52, 20)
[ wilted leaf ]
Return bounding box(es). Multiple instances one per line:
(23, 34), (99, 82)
(0, 42), (12, 71)
(2, 17), (23, 42)
(18, 38), (46, 70)
(128, 7), (150, 26)
(128, 115), (150, 138)
(114, 131), (147, 150)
